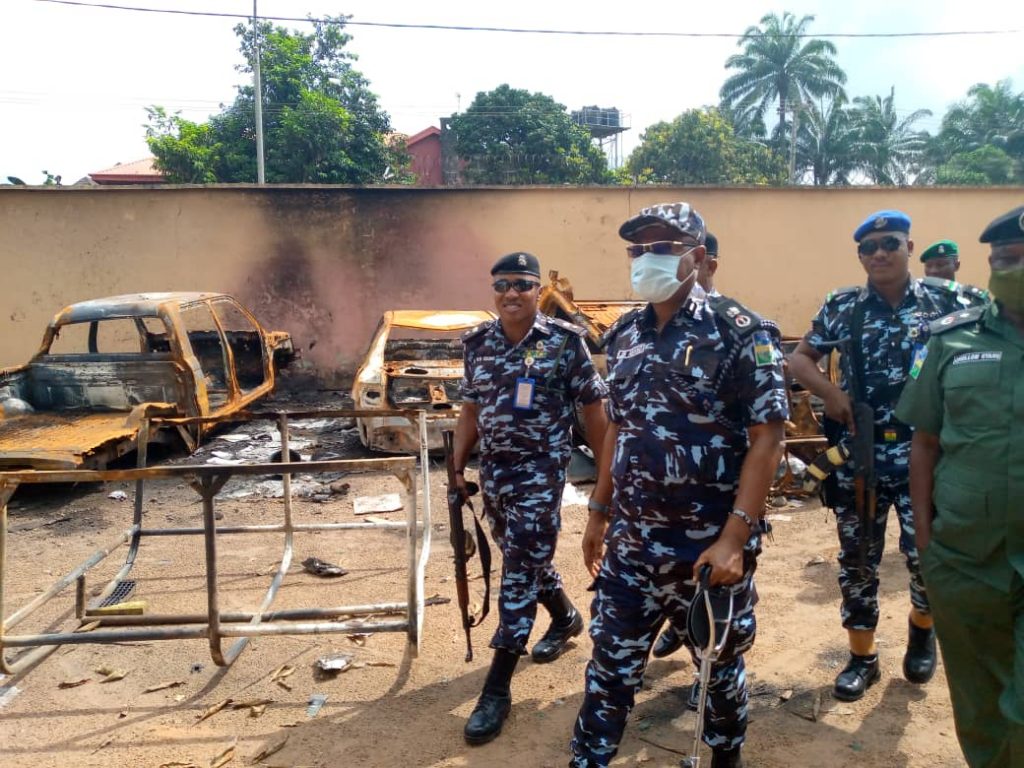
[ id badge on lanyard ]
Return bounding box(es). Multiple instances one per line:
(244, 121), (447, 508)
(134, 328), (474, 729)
(513, 354), (536, 410)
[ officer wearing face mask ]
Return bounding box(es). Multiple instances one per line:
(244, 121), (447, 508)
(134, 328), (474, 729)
(895, 205), (1024, 768)
(570, 203), (788, 768)
(788, 210), (989, 704)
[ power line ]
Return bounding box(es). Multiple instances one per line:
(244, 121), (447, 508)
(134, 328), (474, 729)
(33, 0), (1024, 39)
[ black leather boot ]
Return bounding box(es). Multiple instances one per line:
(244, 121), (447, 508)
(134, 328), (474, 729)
(903, 619), (937, 684)
(652, 625), (686, 659)
(686, 678), (701, 712)
(531, 588), (584, 663)
(464, 649), (519, 745)
(710, 746), (744, 768)
(833, 653), (880, 702)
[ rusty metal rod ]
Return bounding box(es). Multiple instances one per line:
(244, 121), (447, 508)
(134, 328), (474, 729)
(88, 601), (411, 626)
(220, 619), (407, 638)
(136, 522), (414, 535)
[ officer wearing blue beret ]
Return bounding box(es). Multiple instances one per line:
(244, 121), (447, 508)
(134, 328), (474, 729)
(788, 209), (989, 702)
(897, 204), (1024, 767)
(451, 251), (609, 745)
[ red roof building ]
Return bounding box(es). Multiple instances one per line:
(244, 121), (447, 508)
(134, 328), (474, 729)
(88, 158), (166, 185)
(405, 127), (442, 186)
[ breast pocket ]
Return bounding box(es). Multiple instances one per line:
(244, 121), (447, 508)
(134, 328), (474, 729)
(931, 478), (1001, 561)
(943, 361), (1003, 428)
(667, 352), (720, 411)
(607, 353), (643, 413)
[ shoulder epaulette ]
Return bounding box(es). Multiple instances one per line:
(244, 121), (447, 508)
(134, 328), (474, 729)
(708, 294), (764, 338)
(460, 321), (492, 345)
(824, 285), (860, 303)
(600, 307), (644, 350)
(929, 305), (986, 335)
(544, 315), (588, 338)
(920, 276), (960, 293)
(961, 284), (991, 304)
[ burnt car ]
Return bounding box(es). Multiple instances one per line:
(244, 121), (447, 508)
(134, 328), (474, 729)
(352, 310), (495, 453)
(0, 292), (294, 470)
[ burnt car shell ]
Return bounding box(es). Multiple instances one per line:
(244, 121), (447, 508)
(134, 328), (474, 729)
(352, 310), (495, 453)
(0, 292), (294, 470)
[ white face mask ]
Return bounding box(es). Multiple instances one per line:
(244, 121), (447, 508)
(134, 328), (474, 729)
(630, 250), (695, 303)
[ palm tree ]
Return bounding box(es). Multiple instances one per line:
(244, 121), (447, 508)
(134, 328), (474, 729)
(720, 12), (847, 156)
(851, 87), (932, 185)
(795, 95), (858, 185)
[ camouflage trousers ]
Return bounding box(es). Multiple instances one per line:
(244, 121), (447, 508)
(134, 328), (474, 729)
(834, 477), (930, 631)
(569, 550), (757, 767)
(481, 471), (565, 655)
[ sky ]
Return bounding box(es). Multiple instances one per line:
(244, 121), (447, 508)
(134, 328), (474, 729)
(2, 0), (1024, 184)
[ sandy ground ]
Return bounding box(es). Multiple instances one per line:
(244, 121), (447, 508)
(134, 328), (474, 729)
(0, 414), (968, 768)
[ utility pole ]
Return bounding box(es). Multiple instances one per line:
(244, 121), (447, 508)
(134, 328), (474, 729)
(253, 0), (266, 184)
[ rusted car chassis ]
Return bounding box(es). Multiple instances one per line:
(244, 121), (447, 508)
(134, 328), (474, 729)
(0, 293), (294, 470)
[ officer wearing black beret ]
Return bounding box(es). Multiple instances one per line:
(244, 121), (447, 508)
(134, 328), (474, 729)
(896, 204), (1024, 767)
(452, 251), (608, 745)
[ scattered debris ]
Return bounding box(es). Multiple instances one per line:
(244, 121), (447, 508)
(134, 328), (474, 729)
(209, 739), (237, 768)
(766, 514), (793, 522)
(75, 621), (101, 633)
(315, 654), (354, 674)
(329, 481), (351, 496)
(144, 680), (185, 693)
(249, 735), (289, 764)
(347, 633), (370, 647)
(8, 515), (72, 533)
(86, 600), (147, 616)
(805, 555), (827, 567)
(91, 735), (115, 754)
(159, 763), (199, 768)
(108, 490), (129, 501)
(190, 662), (205, 674)
(0, 683), (21, 709)
(560, 482), (590, 509)
(306, 694), (328, 718)
(780, 689), (794, 702)
(58, 679), (91, 689)
(353, 493), (402, 516)
(197, 698), (233, 723)
(302, 557), (347, 578)
(784, 688), (839, 722)
(270, 664), (296, 692)
(96, 666), (128, 683)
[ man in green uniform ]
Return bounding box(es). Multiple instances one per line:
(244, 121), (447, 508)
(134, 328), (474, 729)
(896, 205), (1024, 768)
(920, 239), (960, 281)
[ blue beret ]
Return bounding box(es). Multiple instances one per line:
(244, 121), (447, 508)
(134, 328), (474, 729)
(491, 251), (541, 278)
(853, 209), (911, 242)
(979, 205), (1024, 244)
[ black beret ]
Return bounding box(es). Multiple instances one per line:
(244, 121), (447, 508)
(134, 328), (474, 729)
(979, 205), (1024, 245)
(490, 251), (541, 278)
(705, 232), (719, 257)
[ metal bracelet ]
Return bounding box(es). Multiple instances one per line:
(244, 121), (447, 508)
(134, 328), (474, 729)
(729, 507), (755, 530)
(587, 498), (610, 515)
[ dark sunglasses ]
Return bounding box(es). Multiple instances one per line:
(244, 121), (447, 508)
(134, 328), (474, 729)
(857, 235), (905, 257)
(625, 240), (697, 258)
(492, 278), (539, 294)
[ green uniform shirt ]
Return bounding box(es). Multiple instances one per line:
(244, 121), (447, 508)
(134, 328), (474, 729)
(895, 302), (1024, 591)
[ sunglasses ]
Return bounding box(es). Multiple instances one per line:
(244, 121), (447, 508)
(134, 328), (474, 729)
(625, 240), (697, 258)
(492, 278), (540, 294)
(857, 235), (905, 257)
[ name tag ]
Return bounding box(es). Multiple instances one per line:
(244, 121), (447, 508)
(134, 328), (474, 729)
(618, 343), (651, 361)
(513, 377), (536, 410)
(951, 351), (1002, 366)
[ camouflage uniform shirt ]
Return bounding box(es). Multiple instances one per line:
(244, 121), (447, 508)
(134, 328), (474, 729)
(603, 288), (789, 563)
(460, 312), (607, 478)
(805, 277), (988, 478)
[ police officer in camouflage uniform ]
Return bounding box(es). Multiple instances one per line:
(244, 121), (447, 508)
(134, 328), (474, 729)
(570, 203), (788, 768)
(452, 251), (609, 745)
(896, 205), (1024, 768)
(788, 210), (989, 702)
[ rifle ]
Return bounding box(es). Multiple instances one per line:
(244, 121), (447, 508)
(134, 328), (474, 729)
(806, 332), (877, 572)
(442, 430), (491, 662)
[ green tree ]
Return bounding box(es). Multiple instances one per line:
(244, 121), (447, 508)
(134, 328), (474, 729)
(795, 96), (858, 185)
(720, 12), (847, 157)
(935, 145), (1014, 185)
(146, 16), (406, 184)
(925, 80), (1024, 184)
(624, 108), (786, 185)
(851, 87), (932, 185)
(447, 85), (608, 184)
